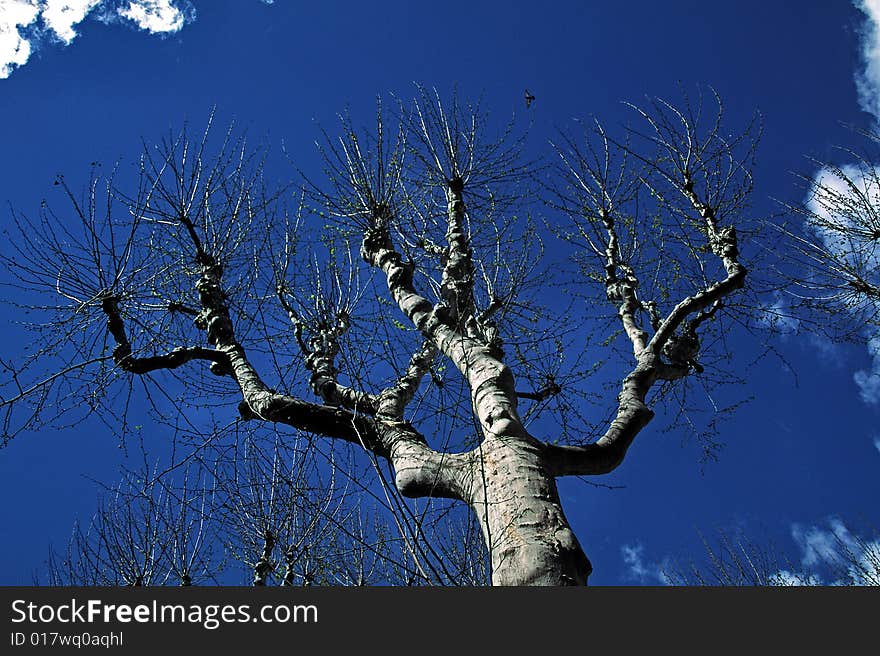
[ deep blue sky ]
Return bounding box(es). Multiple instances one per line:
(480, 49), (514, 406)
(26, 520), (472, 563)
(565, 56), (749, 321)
(0, 0), (877, 585)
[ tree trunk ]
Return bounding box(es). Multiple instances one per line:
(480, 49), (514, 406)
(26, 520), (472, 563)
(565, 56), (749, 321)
(468, 437), (592, 585)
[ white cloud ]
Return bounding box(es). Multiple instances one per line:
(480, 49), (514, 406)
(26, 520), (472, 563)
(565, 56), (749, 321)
(0, 0), (212, 79)
(808, 332), (843, 364)
(855, 0), (880, 124)
(757, 294), (799, 336)
(853, 335), (880, 404)
(117, 0), (187, 34)
(786, 519), (880, 585)
(42, 0), (102, 44)
(802, 9), (880, 404)
(792, 519), (849, 567)
(806, 155), (879, 407)
(627, 521), (878, 586)
(621, 543), (668, 584)
(767, 569), (823, 586)
(0, 0), (40, 79)
(811, 8), (880, 400)
(873, 435), (880, 453)
(803, 163), (880, 404)
(807, 164), (880, 274)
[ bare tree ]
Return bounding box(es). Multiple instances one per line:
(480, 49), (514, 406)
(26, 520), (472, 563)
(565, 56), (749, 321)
(46, 455), (218, 587)
(45, 431), (439, 587)
(665, 525), (880, 586)
(776, 127), (880, 338)
(654, 127), (880, 589)
(2, 89), (760, 585)
(207, 428), (435, 586)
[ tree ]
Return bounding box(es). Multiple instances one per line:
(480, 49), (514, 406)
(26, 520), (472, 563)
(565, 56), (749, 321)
(44, 433), (460, 586)
(650, 127), (880, 589)
(0, 89), (760, 585)
(664, 525), (880, 586)
(778, 127), (880, 337)
(770, 128), (880, 412)
(763, 125), (878, 383)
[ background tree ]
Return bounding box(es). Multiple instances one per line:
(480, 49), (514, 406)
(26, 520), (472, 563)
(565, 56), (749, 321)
(656, 126), (880, 589)
(778, 127), (880, 339)
(44, 431), (462, 586)
(664, 525), (880, 586)
(767, 128), (880, 413)
(45, 454), (218, 587)
(1, 89), (760, 586)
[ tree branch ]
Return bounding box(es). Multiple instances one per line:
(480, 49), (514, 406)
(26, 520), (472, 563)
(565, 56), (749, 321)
(648, 178), (746, 355)
(100, 292), (230, 375)
(189, 250), (467, 501)
(361, 207), (526, 441)
(601, 209), (649, 356)
(376, 340), (437, 420)
(359, 206), (483, 364)
(543, 360), (656, 476)
(516, 376), (561, 402)
(303, 315), (378, 415)
(439, 177), (476, 330)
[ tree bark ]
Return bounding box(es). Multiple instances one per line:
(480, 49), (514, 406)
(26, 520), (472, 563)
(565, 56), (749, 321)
(466, 436), (592, 585)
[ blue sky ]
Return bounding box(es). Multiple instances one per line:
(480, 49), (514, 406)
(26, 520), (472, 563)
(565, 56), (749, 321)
(0, 0), (878, 585)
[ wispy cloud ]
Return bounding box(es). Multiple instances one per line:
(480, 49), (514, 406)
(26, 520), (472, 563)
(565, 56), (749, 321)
(767, 569), (823, 586)
(800, 4), (880, 405)
(0, 0), (207, 79)
(643, 520), (879, 585)
(792, 519), (850, 567)
(853, 335), (880, 404)
(757, 294), (800, 337)
(785, 518), (880, 585)
(620, 543), (669, 584)
(855, 0), (880, 125)
(807, 165), (879, 260)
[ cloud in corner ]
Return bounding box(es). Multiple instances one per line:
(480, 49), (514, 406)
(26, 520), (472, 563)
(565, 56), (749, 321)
(0, 1), (40, 79)
(0, 0), (204, 79)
